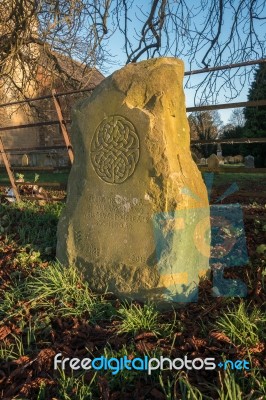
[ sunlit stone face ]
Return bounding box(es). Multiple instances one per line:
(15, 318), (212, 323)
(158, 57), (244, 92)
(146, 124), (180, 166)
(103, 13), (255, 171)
(56, 58), (210, 308)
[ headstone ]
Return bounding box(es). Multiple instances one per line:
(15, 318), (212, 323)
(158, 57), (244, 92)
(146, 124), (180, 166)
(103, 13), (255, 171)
(21, 154), (29, 166)
(244, 155), (255, 168)
(56, 58), (211, 307)
(207, 154), (219, 170)
(217, 143), (222, 157)
(200, 157), (207, 165)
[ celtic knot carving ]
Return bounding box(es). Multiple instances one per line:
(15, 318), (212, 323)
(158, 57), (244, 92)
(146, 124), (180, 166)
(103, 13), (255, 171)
(90, 115), (140, 184)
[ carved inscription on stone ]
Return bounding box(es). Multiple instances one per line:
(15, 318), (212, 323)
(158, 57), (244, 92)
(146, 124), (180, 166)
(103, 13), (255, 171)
(87, 194), (150, 226)
(90, 115), (140, 184)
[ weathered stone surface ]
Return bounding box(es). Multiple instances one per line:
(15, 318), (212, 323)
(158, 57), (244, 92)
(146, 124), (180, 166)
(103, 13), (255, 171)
(21, 154), (29, 166)
(217, 143), (222, 157)
(244, 155), (255, 168)
(56, 58), (210, 306)
(207, 154), (219, 170)
(191, 152), (199, 164)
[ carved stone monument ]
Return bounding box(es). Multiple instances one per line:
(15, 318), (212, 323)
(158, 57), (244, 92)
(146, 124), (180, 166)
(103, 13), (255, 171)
(207, 154), (219, 170)
(217, 143), (222, 157)
(244, 155), (255, 168)
(56, 58), (210, 306)
(21, 154), (29, 167)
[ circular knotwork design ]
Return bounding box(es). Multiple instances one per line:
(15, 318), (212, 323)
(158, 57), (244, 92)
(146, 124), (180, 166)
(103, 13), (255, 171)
(90, 115), (140, 184)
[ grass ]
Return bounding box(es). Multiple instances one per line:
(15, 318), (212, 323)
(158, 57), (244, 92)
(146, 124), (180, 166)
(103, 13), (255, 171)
(0, 196), (265, 399)
(0, 262), (115, 324)
(211, 172), (266, 190)
(26, 262), (115, 320)
(178, 376), (205, 400)
(0, 200), (63, 253)
(159, 373), (209, 400)
(56, 369), (97, 400)
(117, 301), (180, 338)
(0, 170), (69, 185)
(0, 169), (264, 192)
(216, 370), (243, 400)
(214, 365), (266, 400)
(117, 302), (161, 336)
(101, 344), (145, 391)
(216, 301), (266, 347)
(0, 283), (25, 321)
(0, 338), (21, 361)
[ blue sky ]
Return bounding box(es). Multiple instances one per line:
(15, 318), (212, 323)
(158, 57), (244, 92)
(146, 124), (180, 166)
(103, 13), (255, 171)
(98, 1), (265, 124)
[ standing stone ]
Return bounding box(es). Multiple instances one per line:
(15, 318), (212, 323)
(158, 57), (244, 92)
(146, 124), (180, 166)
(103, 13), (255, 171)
(244, 155), (255, 168)
(207, 154), (219, 170)
(56, 58), (210, 307)
(21, 154), (29, 166)
(217, 143), (222, 157)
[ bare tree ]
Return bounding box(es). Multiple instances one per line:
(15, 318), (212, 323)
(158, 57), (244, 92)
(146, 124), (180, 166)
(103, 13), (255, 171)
(188, 110), (223, 157)
(0, 0), (111, 98)
(116, 0), (266, 102)
(228, 108), (246, 127)
(0, 0), (265, 101)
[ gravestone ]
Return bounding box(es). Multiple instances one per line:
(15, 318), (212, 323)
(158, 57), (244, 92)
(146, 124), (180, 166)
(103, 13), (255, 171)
(200, 157), (207, 165)
(207, 154), (219, 170)
(56, 58), (211, 306)
(244, 155), (255, 168)
(217, 143), (222, 157)
(21, 154), (29, 166)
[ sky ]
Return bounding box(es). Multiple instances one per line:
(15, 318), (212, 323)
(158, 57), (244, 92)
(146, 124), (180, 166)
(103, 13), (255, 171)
(97, 1), (265, 125)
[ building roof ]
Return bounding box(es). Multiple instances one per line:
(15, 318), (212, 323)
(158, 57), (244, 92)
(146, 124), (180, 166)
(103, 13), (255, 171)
(38, 50), (105, 90)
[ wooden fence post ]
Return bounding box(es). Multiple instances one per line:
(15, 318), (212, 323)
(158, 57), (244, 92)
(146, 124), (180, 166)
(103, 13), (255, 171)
(0, 136), (21, 202)
(52, 89), (74, 164)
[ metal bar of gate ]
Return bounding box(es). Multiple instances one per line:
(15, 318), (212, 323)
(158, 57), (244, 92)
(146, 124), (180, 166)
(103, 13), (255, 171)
(0, 137), (21, 202)
(52, 89), (74, 165)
